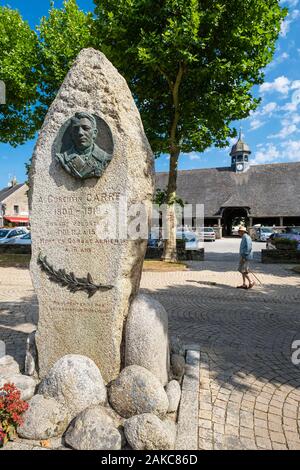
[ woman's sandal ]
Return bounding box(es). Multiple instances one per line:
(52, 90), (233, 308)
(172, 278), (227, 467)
(236, 285), (248, 289)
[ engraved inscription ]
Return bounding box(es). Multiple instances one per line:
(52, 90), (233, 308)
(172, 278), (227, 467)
(36, 192), (124, 252)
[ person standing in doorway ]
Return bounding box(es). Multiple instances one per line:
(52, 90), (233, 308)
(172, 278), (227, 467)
(237, 226), (255, 289)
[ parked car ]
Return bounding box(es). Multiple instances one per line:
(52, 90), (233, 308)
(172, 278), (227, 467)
(147, 237), (163, 248)
(232, 225), (241, 236)
(176, 230), (203, 250)
(199, 227), (216, 242)
(286, 226), (300, 235)
(3, 232), (31, 245)
(0, 227), (29, 244)
(253, 226), (274, 242)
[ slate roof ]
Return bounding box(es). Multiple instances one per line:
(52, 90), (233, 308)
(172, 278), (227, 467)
(0, 184), (25, 203)
(230, 131), (251, 156)
(155, 162), (300, 218)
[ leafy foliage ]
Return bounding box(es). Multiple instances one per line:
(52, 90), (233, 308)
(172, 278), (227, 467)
(0, 0), (93, 145)
(154, 188), (184, 207)
(37, 0), (94, 116)
(0, 7), (40, 146)
(94, 0), (287, 155)
(93, 0), (286, 258)
(0, 0), (286, 260)
(0, 383), (29, 447)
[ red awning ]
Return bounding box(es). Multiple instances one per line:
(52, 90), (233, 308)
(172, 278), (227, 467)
(4, 216), (29, 223)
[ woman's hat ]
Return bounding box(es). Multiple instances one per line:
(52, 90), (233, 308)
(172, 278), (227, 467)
(238, 226), (247, 232)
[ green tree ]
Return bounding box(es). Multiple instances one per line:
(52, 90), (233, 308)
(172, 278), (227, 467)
(36, 0), (94, 116)
(0, 0), (93, 146)
(94, 0), (286, 260)
(0, 7), (40, 146)
(0, 0), (287, 260)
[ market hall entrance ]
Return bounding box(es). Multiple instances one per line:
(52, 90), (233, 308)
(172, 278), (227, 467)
(221, 207), (249, 236)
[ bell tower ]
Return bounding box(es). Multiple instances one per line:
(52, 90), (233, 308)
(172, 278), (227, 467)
(230, 129), (251, 173)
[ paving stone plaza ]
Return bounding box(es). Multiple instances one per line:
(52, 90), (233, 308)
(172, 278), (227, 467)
(1, 238), (300, 450)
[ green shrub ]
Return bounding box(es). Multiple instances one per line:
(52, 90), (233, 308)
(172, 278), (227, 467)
(273, 238), (298, 250)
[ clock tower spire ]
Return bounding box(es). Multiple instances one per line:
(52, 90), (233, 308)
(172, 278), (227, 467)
(230, 128), (251, 173)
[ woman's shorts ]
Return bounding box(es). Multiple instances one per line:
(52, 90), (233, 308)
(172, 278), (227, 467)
(238, 257), (250, 274)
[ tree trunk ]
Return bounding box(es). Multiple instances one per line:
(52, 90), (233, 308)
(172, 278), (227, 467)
(161, 63), (184, 262)
(162, 148), (180, 262)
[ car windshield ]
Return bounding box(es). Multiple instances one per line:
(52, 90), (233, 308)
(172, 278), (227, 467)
(261, 228), (273, 233)
(0, 230), (9, 238)
(289, 227), (300, 234)
(204, 228), (214, 232)
(22, 233), (31, 239)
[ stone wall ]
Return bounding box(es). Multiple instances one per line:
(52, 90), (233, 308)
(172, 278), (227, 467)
(261, 249), (300, 264)
(146, 247), (204, 261)
(0, 245), (31, 255)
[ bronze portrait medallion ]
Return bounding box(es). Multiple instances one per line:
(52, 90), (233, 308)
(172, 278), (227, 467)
(55, 112), (114, 180)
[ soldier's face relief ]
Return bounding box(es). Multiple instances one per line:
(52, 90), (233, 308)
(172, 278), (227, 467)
(71, 118), (97, 151)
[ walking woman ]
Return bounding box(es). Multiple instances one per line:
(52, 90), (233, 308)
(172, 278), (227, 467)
(237, 226), (255, 289)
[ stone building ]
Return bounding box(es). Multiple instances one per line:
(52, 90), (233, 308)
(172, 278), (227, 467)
(156, 132), (300, 235)
(0, 180), (29, 227)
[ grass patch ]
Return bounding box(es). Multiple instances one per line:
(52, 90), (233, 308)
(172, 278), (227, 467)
(143, 259), (188, 272)
(0, 254), (31, 268)
(292, 265), (300, 274)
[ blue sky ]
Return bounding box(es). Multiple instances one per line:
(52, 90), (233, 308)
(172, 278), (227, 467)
(0, 0), (300, 187)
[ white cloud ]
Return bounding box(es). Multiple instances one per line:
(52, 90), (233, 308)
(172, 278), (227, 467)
(262, 102), (278, 115)
(252, 138), (300, 165)
(189, 153), (201, 161)
(267, 52), (289, 70)
(280, 9), (300, 37)
(249, 101), (278, 131)
(181, 152), (201, 161)
(271, 123), (297, 138)
(259, 76), (291, 95)
(291, 80), (300, 90)
(252, 143), (281, 164)
(280, 0), (299, 7)
(281, 88), (300, 112)
(282, 101), (298, 112)
(281, 139), (300, 151)
(259, 78), (300, 106)
(281, 139), (300, 161)
(290, 113), (300, 123)
(250, 119), (265, 130)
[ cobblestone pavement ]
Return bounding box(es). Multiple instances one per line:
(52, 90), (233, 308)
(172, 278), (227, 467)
(140, 240), (300, 450)
(0, 267), (38, 368)
(1, 239), (300, 450)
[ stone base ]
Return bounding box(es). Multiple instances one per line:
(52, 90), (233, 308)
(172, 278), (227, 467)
(175, 348), (200, 450)
(146, 247), (204, 261)
(262, 249), (300, 264)
(0, 245), (31, 255)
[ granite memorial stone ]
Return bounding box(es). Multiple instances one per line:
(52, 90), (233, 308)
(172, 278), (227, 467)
(30, 48), (154, 382)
